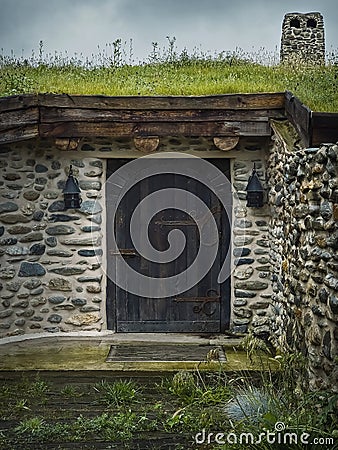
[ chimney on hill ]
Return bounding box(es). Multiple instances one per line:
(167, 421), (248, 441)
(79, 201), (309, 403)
(280, 12), (325, 64)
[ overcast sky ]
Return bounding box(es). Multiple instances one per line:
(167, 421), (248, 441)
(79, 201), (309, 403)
(0, 0), (337, 63)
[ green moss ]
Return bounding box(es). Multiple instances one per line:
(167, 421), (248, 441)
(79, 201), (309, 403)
(270, 119), (302, 151)
(0, 340), (277, 372)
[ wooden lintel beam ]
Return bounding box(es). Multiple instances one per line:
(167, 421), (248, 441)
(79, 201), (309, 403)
(0, 93), (290, 144)
(0, 107), (39, 131)
(0, 94), (38, 112)
(0, 125), (39, 144)
(39, 107), (284, 123)
(39, 120), (272, 138)
(38, 92), (286, 110)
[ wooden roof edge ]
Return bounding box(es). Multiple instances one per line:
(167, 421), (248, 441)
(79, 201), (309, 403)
(0, 92), (286, 145)
(285, 91), (338, 147)
(38, 91), (287, 99)
(0, 92), (337, 147)
(0, 92), (286, 111)
(284, 91), (312, 147)
(0, 91), (335, 114)
(0, 94), (39, 112)
(285, 90), (312, 112)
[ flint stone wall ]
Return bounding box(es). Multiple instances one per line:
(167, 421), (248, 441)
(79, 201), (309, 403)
(268, 128), (338, 390)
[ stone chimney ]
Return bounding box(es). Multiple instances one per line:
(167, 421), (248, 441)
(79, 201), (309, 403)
(280, 12), (325, 64)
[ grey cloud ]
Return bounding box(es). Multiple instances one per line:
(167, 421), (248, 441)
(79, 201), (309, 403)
(0, 0), (336, 61)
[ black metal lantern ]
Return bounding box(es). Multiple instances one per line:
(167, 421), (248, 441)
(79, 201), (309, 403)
(63, 165), (82, 209)
(246, 164), (264, 208)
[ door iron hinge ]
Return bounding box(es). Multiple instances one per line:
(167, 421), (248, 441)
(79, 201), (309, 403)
(174, 289), (220, 316)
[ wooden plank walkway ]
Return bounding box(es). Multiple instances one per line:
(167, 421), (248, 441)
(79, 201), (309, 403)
(0, 370), (193, 449)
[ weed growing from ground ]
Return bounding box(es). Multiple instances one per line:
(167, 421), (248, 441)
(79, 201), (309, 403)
(94, 379), (141, 408)
(27, 379), (50, 398)
(15, 416), (46, 435)
(60, 384), (83, 398)
(13, 399), (30, 413)
(162, 369), (234, 407)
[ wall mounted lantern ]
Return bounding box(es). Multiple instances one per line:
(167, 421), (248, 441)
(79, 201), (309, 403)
(63, 165), (82, 209)
(246, 164), (264, 208)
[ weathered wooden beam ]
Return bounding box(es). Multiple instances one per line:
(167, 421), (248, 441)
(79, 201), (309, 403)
(39, 120), (272, 138)
(38, 93), (286, 110)
(39, 107), (284, 123)
(285, 91), (311, 147)
(1, 93), (337, 149)
(0, 107), (39, 131)
(0, 96), (39, 144)
(0, 94), (38, 112)
(0, 125), (39, 144)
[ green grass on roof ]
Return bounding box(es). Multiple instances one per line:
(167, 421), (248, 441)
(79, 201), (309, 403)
(0, 41), (337, 112)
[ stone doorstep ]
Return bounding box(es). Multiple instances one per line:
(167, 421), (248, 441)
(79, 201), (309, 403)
(0, 350), (276, 372)
(0, 331), (274, 372)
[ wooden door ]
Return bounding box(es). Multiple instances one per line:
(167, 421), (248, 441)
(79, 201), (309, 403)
(106, 159), (231, 333)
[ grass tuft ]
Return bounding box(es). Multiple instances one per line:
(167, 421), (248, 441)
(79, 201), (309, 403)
(94, 379), (141, 407)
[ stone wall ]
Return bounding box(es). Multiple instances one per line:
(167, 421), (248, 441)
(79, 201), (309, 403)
(280, 12), (325, 65)
(231, 159), (273, 335)
(268, 122), (337, 390)
(0, 135), (274, 337)
(0, 140), (105, 337)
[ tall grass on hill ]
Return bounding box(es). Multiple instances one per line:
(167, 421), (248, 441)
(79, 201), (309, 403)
(0, 38), (337, 112)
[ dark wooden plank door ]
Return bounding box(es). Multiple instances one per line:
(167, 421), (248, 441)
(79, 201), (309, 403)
(106, 158), (231, 333)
